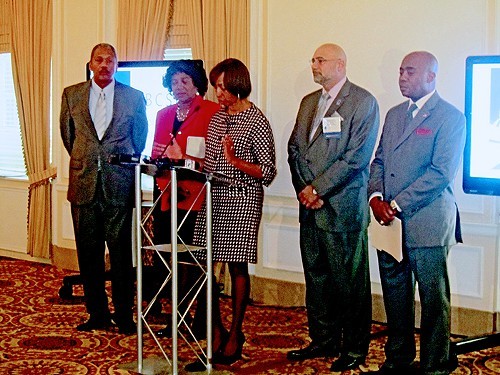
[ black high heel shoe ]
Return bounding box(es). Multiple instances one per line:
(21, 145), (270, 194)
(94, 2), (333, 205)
(213, 331), (245, 365)
(184, 329), (229, 372)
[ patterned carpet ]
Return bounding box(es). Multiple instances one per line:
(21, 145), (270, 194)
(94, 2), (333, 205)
(0, 256), (499, 374)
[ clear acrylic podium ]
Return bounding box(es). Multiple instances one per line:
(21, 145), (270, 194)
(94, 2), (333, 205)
(120, 161), (218, 375)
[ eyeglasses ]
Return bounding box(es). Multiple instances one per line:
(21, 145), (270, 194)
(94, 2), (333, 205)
(310, 57), (336, 65)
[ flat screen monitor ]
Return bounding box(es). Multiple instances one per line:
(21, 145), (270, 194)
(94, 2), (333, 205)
(86, 59), (203, 157)
(463, 55), (500, 196)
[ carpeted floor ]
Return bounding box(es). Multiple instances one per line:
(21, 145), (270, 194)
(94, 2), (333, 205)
(0, 256), (499, 374)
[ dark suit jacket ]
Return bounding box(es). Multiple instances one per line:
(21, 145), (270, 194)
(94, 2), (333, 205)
(368, 92), (466, 247)
(288, 79), (380, 232)
(60, 80), (148, 206)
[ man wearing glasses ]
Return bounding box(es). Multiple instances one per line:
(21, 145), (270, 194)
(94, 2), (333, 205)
(287, 43), (380, 372)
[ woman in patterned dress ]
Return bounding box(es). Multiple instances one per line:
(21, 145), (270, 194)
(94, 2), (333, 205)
(192, 58), (277, 365)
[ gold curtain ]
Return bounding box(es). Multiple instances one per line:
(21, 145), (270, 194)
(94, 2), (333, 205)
(225, 0), (249, 63)
(167, 0), (190, 49)
(0, 0), (10, 53)
(117, 0), (174, 60)
(7, 0), (56, 259)
(184, 0), (249, 101)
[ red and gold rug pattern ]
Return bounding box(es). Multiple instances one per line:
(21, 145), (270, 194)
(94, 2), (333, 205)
(0, 256), (499, 374)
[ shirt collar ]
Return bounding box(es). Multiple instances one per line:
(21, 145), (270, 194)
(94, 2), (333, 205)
(323, 76), (347, 100)
(91, 79), (115, 95)
(410, 89), (435, 110)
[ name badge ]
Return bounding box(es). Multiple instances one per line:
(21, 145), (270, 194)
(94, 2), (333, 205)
(323, 112), (343, 138)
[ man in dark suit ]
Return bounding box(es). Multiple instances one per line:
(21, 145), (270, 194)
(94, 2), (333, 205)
(287, 43), (380, 371)
(60, 43), (148, 334)
(367, 51), (466, 375)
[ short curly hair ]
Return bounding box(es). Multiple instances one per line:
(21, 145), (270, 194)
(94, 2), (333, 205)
(162, 60), (209, 96)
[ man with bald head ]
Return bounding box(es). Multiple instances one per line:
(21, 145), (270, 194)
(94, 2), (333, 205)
(368, 51), (465, 374)
(287, 43), (380, 371)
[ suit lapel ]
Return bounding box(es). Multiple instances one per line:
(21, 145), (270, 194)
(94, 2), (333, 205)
(305, 90), (322, 143)
(394, 93), (440, 149)
(75, 82), (97, 139)
(309, 80), (351, 145)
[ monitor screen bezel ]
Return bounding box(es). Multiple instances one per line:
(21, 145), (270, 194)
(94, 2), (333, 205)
(463, 54), (500, 196)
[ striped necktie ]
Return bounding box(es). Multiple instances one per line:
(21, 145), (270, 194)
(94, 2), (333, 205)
(94, 91), (107, 139)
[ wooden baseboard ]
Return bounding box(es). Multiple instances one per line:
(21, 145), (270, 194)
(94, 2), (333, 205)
(250, 275), (305, 307)
(51, 245), (79, 271)
(0, 248), (51, 265)
(251, 275), (498, 337)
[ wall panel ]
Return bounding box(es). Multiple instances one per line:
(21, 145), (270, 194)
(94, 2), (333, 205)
(0, 180), (28, 253)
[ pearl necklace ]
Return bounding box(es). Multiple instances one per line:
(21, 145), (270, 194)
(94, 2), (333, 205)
(176, 105), (190, 121)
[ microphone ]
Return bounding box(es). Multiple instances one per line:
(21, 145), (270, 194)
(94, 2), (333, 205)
(143, 156), (200, 171)
(108, 153), (142, 165)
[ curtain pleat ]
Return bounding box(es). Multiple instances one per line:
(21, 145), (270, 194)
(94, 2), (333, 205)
(226, 0), (249, 63)
(0, 0), (10, 53)
(167, 1), (190, 49)
(117, 0), (173, 60)
(7, 0), (55, 259)
(185, 0), (204, 57)
(185, 0), (249, 101)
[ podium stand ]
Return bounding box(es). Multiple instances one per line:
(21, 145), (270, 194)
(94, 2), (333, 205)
(120, 162), (218, 375)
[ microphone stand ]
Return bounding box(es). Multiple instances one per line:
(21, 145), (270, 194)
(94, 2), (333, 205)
(115, 155), (221, 374)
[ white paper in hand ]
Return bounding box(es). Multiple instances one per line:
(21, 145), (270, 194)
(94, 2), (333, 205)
(368, 210), (403, 262)
(186, 136), (205, 159)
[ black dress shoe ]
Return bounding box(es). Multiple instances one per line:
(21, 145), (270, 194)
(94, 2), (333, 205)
(111, 315), (136, 335)
(287, 341), (339, 361)
(117, 320), (136, 335)
(448, 351), (458, 372)
(76, 318), (112, 332)
(184, 360), (206, 372)
(329, 354), (364, 371)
